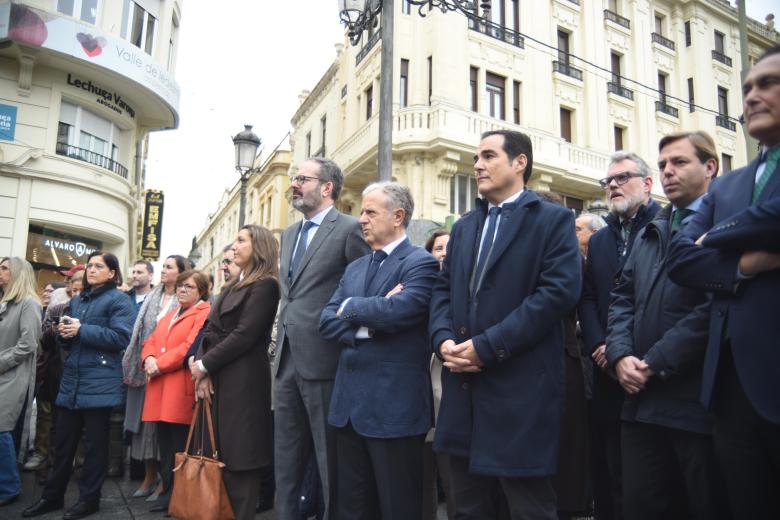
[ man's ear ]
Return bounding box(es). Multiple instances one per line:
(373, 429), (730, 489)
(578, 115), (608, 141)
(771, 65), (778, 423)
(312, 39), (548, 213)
(513, 154), (528, 176)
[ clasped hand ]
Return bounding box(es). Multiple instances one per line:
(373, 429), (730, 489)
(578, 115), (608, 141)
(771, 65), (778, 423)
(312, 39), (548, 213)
(615, 355), (653, 394)
(188, 356), (213, 403)
(144, 356), (160, 378)
(57, 317), (81, 339)
(440, 339), (483, 373)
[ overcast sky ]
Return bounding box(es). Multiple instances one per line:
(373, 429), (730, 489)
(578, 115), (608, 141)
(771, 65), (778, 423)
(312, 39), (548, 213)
(143, 0), (777, 276)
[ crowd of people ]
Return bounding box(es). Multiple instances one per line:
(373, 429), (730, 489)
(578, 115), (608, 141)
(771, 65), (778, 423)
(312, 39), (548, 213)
(0, 45), (778, 520)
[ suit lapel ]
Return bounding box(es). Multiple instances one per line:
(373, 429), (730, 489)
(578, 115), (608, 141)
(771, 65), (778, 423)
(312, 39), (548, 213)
(733, 158), (760, 210)
(291, 207), (339, 287)
(457, 203), (484, 291)
(366, 239), (411, 296)
(481, 193), (536, 277)
(280, 225), (297, 290)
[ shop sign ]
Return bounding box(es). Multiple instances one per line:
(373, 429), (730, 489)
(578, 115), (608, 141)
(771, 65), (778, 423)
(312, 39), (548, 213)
(0, 103), (16, 141)
(141, 190), (164, 260)
(26, 227), (102, 267)
(66, 73), (136, 118)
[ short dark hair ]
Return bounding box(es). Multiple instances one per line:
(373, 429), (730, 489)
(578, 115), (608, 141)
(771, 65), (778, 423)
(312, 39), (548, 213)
(756, 44), (780, 64)
(425, 229), (450, 253)
(536, 191), (564, 206)
(133, 259), (154, 274)
(167, 255), (188, 274)
(222, 244), (233, 254)
(307, 157), (344, 201)
(481, 130), (534, 183)
(83, 251), (122, 290)
(176, 270), (210, 301)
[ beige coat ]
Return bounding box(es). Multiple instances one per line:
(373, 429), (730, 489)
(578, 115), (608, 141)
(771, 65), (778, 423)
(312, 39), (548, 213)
(0, 297), (42, 434)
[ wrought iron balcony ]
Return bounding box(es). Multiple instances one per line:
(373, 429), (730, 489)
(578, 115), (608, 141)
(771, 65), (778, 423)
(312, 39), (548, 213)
(553, 60), (583, 81)
(655, 101), (679, 118)
(711, 50), (732, 67)
(715, 114), (736, 131)
(55, 142), (128, 179)
(356, 30), (381, 66)
(604, 9), (630, 30)
(468, 16), (525, 49)
(651, 32), (675, 51)
(608, 81), (634, 101)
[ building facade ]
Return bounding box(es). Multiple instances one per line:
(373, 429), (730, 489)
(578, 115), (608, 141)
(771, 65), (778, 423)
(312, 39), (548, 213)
(289, 0), (778, 226)
(0, 0), (181, 288)
(192, 148), (291, 294)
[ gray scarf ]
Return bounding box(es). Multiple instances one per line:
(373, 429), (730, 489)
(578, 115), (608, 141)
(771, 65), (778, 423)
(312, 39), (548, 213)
(122, 284), (179, 387)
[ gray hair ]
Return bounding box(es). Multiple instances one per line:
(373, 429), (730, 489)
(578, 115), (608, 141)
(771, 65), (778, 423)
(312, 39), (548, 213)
(307, 157), (344, 200)
(222, 244), (233, 254)
(578, 212), (607, 232)
(609, 150), (652, 178)
(362, 182), (414, 228)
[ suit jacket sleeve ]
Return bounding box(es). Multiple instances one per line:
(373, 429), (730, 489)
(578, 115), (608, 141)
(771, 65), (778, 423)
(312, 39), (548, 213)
(429, 229), (457, 357)
(471, 210), (582, 367)
(200, 279), (280, 373)
(77, 294), (135, 353)
(336, 253), (439, 333)
(668, 180), (741, 296)
(702, 196), (780, 252)
(605, 247), (637, 367)
(0, 299), (41, 375)
(319, 273), (361, 347)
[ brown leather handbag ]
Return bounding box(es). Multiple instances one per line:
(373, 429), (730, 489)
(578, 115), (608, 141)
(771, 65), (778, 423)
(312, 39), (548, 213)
(168, 400), (235, 520)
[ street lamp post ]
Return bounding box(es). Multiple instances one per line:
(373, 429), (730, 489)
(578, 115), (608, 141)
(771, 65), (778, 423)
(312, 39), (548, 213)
(232, 124), (262, 229)
(337, 0), (486, 182)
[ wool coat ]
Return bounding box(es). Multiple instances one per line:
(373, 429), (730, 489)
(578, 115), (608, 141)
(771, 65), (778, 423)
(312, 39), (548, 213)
(197, 277), (280, 471)
(142, 301), (210, 425)
(0, 297), (42, 432)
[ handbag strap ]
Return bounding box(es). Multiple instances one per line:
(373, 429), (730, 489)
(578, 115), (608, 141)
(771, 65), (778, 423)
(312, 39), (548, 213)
(202, 399), (220, 459)
(183, 400), (201, 456)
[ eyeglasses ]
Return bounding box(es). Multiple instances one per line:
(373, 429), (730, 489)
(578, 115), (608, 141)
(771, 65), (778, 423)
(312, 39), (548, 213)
(177, 283), (198, 292)
(221, 259), (233, 266)
(598, 171), (644, 189)
(289, 174), (321, 185)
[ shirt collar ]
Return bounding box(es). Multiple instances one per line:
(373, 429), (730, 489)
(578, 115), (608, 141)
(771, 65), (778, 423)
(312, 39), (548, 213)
(488, 188), (526, 210)
(673, 193), (705, 213)
(306, 205), (333, 227)
(380, 234), (408, 257)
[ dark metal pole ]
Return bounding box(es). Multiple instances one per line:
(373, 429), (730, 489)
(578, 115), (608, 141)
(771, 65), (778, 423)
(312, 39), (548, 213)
(737, 0), (758, 161)
(238, 174), (248, 229)
(378, 0), (394, 182)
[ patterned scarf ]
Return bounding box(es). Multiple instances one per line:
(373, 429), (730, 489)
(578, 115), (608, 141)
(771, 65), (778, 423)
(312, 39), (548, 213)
(121, 284), (179, 387)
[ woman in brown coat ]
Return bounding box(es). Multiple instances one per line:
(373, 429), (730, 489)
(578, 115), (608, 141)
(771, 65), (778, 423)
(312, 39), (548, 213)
(189, 224), (279, 520)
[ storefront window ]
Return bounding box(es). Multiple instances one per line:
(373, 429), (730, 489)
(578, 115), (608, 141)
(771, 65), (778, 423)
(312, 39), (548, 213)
(26, 225), (102, 274)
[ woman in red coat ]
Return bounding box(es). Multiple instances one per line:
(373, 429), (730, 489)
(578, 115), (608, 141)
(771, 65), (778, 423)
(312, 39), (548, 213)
(141, 270), (210, 513)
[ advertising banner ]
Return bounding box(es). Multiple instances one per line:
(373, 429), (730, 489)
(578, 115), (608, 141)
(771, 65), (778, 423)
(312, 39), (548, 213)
(0, 103), (17, 141)
(141, 190), (164, 260)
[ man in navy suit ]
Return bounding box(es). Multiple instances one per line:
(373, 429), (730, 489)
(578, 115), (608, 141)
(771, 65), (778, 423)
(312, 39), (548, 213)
(320, 182), (439, 520)
(668, 45), (780, 520)
(429, 130), (581, 519)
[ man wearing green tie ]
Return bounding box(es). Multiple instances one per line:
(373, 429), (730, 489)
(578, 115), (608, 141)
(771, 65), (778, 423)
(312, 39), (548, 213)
(668, 45), (780, 520)
(605, 131), (726, 520)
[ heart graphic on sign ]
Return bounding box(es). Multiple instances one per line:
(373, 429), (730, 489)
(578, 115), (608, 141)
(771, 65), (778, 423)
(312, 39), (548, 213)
(76, 33), (106, 58)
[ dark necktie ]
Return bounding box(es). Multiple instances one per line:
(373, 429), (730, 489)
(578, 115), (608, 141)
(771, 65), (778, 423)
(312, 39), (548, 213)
(753, 146), (779, 203)
(670, 208), (694, 234)
(364, 250), (388, 294)
(617, 218), (632, 257)
(288, 220), (315, 282)
(473, 206), (501, 293)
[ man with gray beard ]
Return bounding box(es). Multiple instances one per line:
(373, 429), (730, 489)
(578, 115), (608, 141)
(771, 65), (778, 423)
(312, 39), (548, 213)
(578, 151), (660, 520)
(274, 158), (369, 520)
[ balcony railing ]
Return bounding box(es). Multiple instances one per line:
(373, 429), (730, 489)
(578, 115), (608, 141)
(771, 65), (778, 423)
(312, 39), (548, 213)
(356, 30), (381, 66)
(655, 100), (679, 118)
(55, 142), (128, 179)
(468, 16), (525, 48)
(711, 50), (732, 67)
(604, 9), (630, 29)
(651, 32), (675, 50)
(608, 81), (634, 101)
(715, 114), (736, 131)
(553, 60), (583, 81)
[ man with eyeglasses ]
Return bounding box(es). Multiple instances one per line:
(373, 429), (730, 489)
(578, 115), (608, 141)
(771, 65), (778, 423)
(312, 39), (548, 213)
(274, 157), (369, 520)
(220, 244), (240, 285)
(668, 45), (780, 519)
(579, 151), (660, 520)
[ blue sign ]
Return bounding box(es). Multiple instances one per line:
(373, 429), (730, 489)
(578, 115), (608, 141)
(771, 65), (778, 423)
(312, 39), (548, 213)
(0, 104), (17, 141)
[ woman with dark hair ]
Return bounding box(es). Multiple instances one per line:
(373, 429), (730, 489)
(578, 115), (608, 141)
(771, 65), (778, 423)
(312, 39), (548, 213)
(122, 254), (187, 501)
(141, 270), (211, 514)
(0, 257), (41, 506)
(425, 229), (450, 268)
(189, 224), (280, 519)
(23, 251), (135, 520)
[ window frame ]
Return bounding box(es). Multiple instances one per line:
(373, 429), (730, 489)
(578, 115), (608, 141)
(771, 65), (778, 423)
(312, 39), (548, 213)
(57, 0), (100, 25)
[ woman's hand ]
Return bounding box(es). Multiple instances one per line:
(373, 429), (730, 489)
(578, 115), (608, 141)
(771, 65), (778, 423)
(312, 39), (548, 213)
(195, 376), (214, 403)
(58, 317), (81, 339)
(189, 356), (207, 382)
(144, 356), (161, 378)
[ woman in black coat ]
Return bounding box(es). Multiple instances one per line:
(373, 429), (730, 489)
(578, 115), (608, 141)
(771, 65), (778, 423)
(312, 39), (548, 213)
(189, 224), (280, 520)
